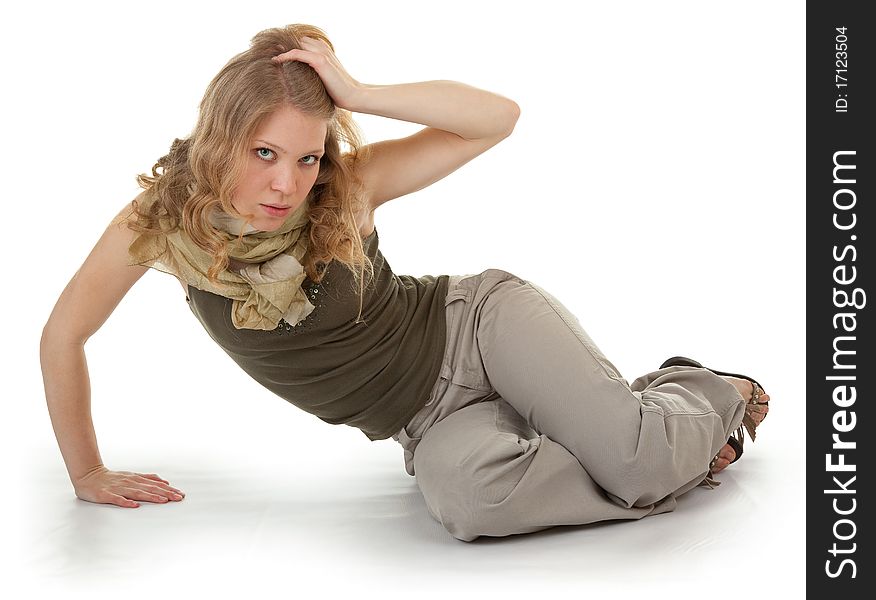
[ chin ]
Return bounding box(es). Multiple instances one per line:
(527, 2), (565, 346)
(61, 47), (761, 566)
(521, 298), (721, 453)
(255, 221), (284, 232)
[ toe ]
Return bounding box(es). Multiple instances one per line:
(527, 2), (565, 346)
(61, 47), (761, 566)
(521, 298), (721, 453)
(710, 443), (737, 474)
(717, 444), (737, 463)
(752, 395), (770, 424)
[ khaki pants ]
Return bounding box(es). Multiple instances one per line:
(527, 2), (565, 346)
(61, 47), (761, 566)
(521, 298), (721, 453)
(393, 269), (746, 542)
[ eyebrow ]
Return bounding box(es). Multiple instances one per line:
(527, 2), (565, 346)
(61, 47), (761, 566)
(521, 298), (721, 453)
(255, 139), (324, 155)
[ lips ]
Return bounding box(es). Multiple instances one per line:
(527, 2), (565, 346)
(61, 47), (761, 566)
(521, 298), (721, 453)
(260, 204), (293, 217)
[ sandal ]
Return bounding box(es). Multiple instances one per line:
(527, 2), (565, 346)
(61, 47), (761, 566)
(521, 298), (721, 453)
(659, 356), (768, 485)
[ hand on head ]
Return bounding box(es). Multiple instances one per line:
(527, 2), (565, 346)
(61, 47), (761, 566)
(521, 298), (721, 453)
(271, 36), (363, 110)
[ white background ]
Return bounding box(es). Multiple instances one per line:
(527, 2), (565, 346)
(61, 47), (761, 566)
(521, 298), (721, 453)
(3, 1), (804, 597)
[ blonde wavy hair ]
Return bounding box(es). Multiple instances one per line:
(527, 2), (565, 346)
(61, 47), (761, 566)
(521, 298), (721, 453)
(130, 24), (374, 310)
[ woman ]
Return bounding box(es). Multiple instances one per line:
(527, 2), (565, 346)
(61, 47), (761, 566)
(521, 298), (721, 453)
(40, 24), (769, 542)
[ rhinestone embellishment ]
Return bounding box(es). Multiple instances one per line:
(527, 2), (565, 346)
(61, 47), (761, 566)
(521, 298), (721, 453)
(274, 282), (322, 335)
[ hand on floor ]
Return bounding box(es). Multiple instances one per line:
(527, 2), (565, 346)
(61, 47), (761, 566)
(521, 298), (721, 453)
(73, 465), (185, 508)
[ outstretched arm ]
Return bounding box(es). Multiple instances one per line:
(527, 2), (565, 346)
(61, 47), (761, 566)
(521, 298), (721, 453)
(41, 199), (185, 507)
(273, 37), (520, 210)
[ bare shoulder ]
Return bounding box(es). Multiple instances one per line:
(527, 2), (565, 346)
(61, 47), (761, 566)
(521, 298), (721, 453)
(97, 198), (147, 268)
(110, 192), (190, 295)
(109, 198), (138, 230)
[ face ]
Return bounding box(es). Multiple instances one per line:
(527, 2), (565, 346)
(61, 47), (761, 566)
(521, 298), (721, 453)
(231, 105), (328, 231)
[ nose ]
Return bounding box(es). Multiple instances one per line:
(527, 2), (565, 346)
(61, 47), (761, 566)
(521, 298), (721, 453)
(270, 165), (299, 195)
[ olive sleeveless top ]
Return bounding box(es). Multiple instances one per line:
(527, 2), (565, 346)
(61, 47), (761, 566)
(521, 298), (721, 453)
(185, 228), (450, 441)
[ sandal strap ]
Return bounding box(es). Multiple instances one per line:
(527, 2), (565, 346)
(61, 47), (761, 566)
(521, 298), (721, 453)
(701, 425), (746, 488)
(750, 384), (769, 406)
(726, 433), (744, 465)
(742, 384), (766, 441)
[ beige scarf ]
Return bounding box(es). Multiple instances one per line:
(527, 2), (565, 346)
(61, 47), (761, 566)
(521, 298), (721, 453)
(127, 191), (315, 330)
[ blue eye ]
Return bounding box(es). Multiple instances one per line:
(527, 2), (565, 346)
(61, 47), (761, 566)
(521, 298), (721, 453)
(301, 155), (321, 166)
(255, 147), (276, 161)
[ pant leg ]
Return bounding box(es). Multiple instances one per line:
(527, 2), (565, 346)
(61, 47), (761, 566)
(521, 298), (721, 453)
(395, 268), (747, 540)
(412, 398), (679, 542)
(472, 274), (747, 507)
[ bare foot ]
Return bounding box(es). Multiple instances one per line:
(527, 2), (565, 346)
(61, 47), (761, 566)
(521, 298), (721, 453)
(710, 376), (770, 474)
